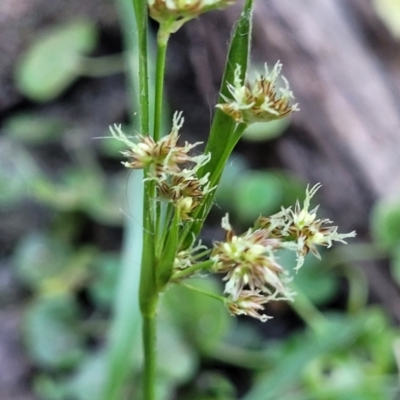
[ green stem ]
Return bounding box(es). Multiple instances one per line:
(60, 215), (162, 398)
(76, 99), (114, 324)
(133, 0), (150, 134)
(153, 34), (169, 142)
(289, 283), (327, 333)
(139, 182), (158, 400)
(181, 282), (226, 302)
(342, 265), (369, 313)
(171, 260), (215, 281)
(133, 5), (163, 400)
(142, 314), (157, 400)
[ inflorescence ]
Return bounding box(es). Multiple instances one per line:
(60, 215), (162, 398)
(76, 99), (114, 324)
(111, 53), (354, 322)
(217, 62), (299, 124)
(110, 112), (212, 221)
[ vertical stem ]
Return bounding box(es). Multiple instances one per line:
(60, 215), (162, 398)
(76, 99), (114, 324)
(139, 182), (158, 400)
(133, 0), (150, 134)
(153, 35), (168, 142)
(142, 315), (157, 400)
(153, 37), (168, 245)
(131, 1), (158, 399)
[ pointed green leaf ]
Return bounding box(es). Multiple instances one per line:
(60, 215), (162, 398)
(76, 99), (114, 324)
(184, 0), (254, 246)
(202, 0), (254, 185)
(157, 210), (179, 288)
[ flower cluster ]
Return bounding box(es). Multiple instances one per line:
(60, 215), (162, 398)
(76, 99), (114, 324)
(110, 112), (212, 220)
(255, 184), (356, 270)
(211, 214), (294, 321)
(216, 62), (299, 125)
(173, 240), (207, 270)
(149, 0), (236, 35)
(211, 185), (355, 322)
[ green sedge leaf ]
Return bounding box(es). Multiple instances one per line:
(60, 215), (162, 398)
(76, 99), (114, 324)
(202, 0), (254, 186)
(184, 0), (254, 247)
(157, 210), (180, 289)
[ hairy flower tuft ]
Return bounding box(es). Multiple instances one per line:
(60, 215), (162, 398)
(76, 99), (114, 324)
(256, 184), (356, 270)
(226, 290), (273, 322)
(212, 214), (293, 301)
(173, 240), (208, 271)
(216, 62), (299, 125)
(110, 111), (207, 180)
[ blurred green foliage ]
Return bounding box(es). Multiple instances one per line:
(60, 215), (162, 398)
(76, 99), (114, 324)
(15, 20), (98, 101)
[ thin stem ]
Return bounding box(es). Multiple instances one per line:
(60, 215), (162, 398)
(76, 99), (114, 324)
(171, 260), (215, 281)
(343, 265), (369, 313)
(153, 35), (168, 142)
(133, 0), (150, 134)
(289, 283), (327, 333)
(142, 314), (157, 400)
(181, 282), (226, 303)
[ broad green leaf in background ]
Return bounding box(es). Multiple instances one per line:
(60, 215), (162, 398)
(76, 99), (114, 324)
(217, 164), (306, 226)
(303, 356), (393, 400)
(33, 168), (124, 225)
(161, 278), (232, 351)
(15, 19), (98, 101)
(285, 251), (339, 306)
(0, 138), (40, 207)
(242, 118), (290, 142)
(233, 171), (283, 224)
(34, 375), (69, 400)
(66, 351), (108, 400)
(156, 318), (199, 388)
(14, 232), (71, 289)
(14, 231), (95, 294)
(4, 112), (64, 144)
(356, 307), (399, 374)
(89, 253), (120, 308)
(23, 295), (86, 369)
(180, 372), (237, 400)
(371, 198), (400, 251)
(215, 154), (248, 210)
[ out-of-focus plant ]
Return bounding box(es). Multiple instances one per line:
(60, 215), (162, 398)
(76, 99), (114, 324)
(15, 20), (123, 102)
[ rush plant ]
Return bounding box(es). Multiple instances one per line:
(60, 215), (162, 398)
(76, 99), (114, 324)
(105, 0), (355, 399)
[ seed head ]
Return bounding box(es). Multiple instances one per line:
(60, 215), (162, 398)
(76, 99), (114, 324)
(212, 214), (293, 301)
(226, 290), (273, 322)
(110, 112), (206, 181)
(256, 184), (356, 270)
(216, 62), (299, 125)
